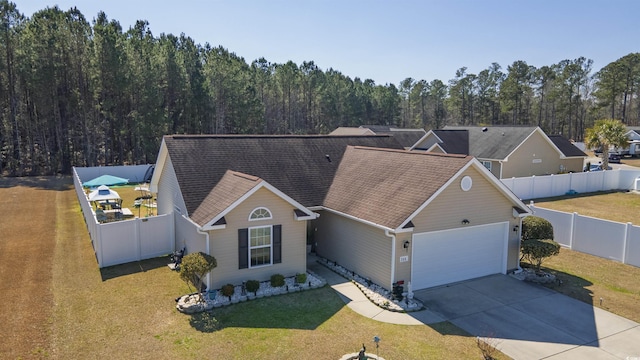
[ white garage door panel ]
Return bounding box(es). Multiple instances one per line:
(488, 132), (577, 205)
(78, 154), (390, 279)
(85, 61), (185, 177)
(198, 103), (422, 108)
(412, 222), (508, 290)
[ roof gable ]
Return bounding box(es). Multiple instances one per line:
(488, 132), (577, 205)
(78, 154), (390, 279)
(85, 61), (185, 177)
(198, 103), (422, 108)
(323, 146), (473, 229)
(443, 126), (537, 160)
(192, 170), (315, 228)
(163, 135), (403, 215)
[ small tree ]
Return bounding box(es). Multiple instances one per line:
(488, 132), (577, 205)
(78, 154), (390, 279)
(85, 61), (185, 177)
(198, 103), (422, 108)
(585, 119), (628, 169)
(179, 252), (217, 303)
(520, 216), (560, 271)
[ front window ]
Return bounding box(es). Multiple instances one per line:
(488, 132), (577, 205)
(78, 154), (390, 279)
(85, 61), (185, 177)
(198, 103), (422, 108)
(482, 161), (492, 171)
(250, 226), (272, 267)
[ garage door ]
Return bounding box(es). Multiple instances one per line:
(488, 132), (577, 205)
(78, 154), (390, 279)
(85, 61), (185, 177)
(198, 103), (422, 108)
(411, 222), (508, 290)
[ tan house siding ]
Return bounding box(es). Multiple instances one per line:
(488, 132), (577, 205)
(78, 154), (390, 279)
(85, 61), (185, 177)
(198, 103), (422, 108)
(394, 232), (413, 285)
(157, 156), (186, 215)
(559, 158), (584, 173)
(314, 210), (393, 289)
(206, 187), (307, 289)
(413, 134), (439, 150)
(411, 166), (521, 270)
(175, 213), (206, 255)
(502, 131), (565, 178)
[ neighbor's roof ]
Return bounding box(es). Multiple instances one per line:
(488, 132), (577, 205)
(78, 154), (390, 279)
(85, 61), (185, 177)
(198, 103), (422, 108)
(360, 125), (427, 149)
(547, 135), (587, 157)
(324, 146), (473, 229)
(431, 129), (470, 154)
(329, 127), (376, 136)
(443, 126), (537, 160)
(163, 135), (404, 215)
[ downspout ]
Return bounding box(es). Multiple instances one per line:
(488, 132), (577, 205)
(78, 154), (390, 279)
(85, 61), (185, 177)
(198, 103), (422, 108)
(196, 227), (211, 290)
(385, 229), (396, 290)
(516, 216), (524, 271)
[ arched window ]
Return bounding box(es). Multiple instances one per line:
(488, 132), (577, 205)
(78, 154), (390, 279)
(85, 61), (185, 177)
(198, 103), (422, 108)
(249, 207), (272, 221)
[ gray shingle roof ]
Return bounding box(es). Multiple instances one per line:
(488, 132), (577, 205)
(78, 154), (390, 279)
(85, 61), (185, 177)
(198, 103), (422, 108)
(432, 130), (470, 154)
(164, 135), (404, 215)
(547, 135), (587, 157)
(324, 146), (472, 229)
(360, 125), (427, 148)
(443, 126), (537, 159)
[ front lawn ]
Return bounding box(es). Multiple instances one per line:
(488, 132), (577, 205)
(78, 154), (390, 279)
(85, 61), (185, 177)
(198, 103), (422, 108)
(2, 177), (505, 359)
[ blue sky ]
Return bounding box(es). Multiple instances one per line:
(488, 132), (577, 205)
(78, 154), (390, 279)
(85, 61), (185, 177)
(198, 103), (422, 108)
(19, 0), (640, 86)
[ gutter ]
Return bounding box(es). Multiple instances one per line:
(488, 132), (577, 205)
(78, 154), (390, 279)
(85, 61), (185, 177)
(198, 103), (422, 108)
(385, 230), (396, 290)
(196, 226), (211, 291)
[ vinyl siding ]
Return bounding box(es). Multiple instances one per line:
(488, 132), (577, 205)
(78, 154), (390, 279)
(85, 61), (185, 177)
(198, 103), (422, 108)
(314, 210), (393, 289)
(206, 187), (306, 289)
(503, 131), (568, 178)
(157, 156), (187, 215)
(175, 213), (206, 255)
(411, 166), (521, 270)
(413, 134), (439, 150)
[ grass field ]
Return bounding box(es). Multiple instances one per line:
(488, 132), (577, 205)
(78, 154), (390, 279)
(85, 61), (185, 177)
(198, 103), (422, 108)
(533, 190), (640, 225)
(1, 176), (502, 360)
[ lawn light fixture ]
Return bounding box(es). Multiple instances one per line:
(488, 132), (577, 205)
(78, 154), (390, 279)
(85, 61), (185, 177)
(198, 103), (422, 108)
(461, 219), (470, 225)
(403, 240), (410, 249)
(373, 336), (380, 358)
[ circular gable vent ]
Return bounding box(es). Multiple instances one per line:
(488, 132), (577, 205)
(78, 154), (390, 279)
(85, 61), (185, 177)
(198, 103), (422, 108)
(460, 176), (472, 191)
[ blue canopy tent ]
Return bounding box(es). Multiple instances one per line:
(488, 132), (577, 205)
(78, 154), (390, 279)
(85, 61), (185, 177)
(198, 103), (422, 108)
(83, 174), (129, 188)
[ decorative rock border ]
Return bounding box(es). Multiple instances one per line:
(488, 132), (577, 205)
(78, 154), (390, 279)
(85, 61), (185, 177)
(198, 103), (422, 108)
(316, 257), (424, 312)
(176, 271), (326, 314)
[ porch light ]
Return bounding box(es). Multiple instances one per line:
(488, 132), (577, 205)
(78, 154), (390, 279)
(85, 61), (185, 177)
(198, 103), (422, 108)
(513, 225), (519, 233)
(403, 240), (410, 249)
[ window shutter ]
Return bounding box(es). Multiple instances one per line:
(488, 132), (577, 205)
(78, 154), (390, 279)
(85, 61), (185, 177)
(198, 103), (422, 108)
(238, 228), (248, 269)
(273, 225), (282, 264)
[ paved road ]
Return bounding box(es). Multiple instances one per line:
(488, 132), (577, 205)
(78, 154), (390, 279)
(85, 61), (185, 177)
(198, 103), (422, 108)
(414, 275), (640, 360)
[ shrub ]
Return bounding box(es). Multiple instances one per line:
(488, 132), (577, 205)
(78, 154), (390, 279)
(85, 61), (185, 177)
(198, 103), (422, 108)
(521, 239), (560, 270)
(245, 280), (260, 295)
(179, 252), (217, 303)
(270, 274), (285, 287)
(295, 273), (307, 284)
(221, 284), (235, 299)
(521, 216), (554, 241)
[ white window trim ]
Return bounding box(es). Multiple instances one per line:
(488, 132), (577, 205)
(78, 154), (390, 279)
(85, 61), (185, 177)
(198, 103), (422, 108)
(248, 225), (273, 268)
(248, 206), (272, 221)
(482, 161), (492, 171)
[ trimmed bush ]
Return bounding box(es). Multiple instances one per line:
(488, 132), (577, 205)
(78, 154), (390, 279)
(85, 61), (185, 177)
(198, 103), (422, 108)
(270, 274), (285, 287)
(522, 216), (554, 241)
(521, 239), (560, 270)
(221, 284), (235, 299)
(245, 280), (260, 295)
(295, 273), (307, 284)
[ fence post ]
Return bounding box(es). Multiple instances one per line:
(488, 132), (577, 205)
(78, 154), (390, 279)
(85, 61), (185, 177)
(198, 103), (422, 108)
(569, 212), (577, 250)
(623, 222), (632, 264)
(136, 218), (142, 261)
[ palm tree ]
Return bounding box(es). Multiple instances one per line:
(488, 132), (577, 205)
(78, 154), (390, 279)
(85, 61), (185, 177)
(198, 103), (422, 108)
(584, 119), (628, 169)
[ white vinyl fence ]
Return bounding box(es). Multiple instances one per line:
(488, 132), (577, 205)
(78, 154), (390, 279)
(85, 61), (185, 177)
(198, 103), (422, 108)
(529, 204), (640, 268)
(502, 169), (640, 200)
(73, 167), (173, 268)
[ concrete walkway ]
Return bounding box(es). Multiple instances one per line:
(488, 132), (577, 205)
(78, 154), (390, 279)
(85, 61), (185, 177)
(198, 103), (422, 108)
(307, 256), (445, 325)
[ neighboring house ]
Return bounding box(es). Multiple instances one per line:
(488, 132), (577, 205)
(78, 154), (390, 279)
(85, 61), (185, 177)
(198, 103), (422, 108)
(150, 135), (530, 292)
(624, 127), (640, 156)
(411, 126), (586, 179)
(329, 125), (427, 149)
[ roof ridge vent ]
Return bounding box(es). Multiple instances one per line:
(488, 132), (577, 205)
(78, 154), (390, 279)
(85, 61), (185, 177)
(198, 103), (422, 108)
(482, 127), (488, 132)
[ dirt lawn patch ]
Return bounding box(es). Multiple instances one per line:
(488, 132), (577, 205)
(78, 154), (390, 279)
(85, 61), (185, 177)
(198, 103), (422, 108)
(0, 177), (71, 358)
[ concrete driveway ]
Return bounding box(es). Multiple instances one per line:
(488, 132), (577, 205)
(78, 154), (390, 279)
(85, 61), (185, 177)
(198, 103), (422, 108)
(413, 275), (640, 360)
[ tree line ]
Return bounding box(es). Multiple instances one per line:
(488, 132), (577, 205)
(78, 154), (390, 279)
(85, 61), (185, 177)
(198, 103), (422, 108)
(1, 2), (639, 176)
